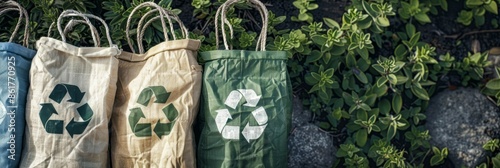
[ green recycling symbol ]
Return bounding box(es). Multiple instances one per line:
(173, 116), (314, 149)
(128, 86), (178, 138)
(216, 89), (268, 143)
(39, 84), (93, 138)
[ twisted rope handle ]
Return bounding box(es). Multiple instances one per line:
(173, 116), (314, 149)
(137, 8), (189, 53)
(215, 0), (268, 51)
(0, 1), (30, 46)
(57, 10), (115, 47)
(126, 2), (169, 53)
(48, 19), (101, 47)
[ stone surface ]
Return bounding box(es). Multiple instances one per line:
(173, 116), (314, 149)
(288, 123), (336, 168)
(291, 95), (311, 129)
(425, 88), (500, 167)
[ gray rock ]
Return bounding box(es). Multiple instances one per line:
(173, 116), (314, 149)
(291, 95), (311, 128)
(288, 123), (336, 168)
(425, 88), (500, 167)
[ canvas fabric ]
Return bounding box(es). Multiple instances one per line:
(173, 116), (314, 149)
(21, 37), (120, 168)
(0, 42), (36, 168)
(110, 39), (202, 168)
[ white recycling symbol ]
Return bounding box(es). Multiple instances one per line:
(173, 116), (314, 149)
(215, 89), (268, 143)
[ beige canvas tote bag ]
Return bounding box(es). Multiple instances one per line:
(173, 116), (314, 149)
(21, 10), (120, 168)
(110, 2), (202, 168)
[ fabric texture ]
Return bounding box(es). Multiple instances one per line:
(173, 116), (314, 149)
(110, 39), (202, 168)
(197, 50), (292, 168)
(0, 42), (36, 168)
(21, 37), (120, 168)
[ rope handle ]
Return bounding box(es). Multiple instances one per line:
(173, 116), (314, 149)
(57, 10), (115, 47)
(0, 1), (30, 47)
(126, 2), (170, 53)
(48, 19), (101, 47)
(136, 8), (189, 53)
(215, 0), (268, 51)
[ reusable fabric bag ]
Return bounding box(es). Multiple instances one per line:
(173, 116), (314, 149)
(0, 2), (35, 167)
(21, 10), (120, 168)
(197, 0), (292, 167)
(110, 2), (201, 168)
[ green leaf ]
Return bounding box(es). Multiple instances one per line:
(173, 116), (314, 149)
(396, 76), (408, 85)
(343, 92), (355, 106)
(354, 70), (368, 84)
(355, 129), (368, 147)
(379, 99), (391, 115)
(414, 13), (431, 23)
(325, 68), (335, 77)
(493, 154), (500, 168)
(395, 45), (408, 60)
(323, 18), (340, 28)
(331, 46), (346, 55)
(364, 94), (377, 106)
(430, 155), (443, 166)
(440, 0), (448, 11)
(306, 50), (322, 63)
(392, 94), (402, 114)
(308, 84), (321, 93)
(486, 79), (500, 90)
(298, 13), (309, 21)
(485, 1), (498, 14)
(359, 103), (371, 111)
(405, 23), (416, 37)
(410, 0), (419, 8)
(346, 54), (357, 68)
(357, 48), (369, 60)
(307, 3), (319, 10)
(318, 122), (330, 129)
(387, 124), (397, 140)
(388, 74), (398, 84)
(372, 64), (385, 74)
(312, 35), (327, 45)
(372, 84), (388, 97)
(411, 84), (430, 100)
(466, 0), (484, 6)
(362, 0), (378, 17)
(376, 16), (390, 27)
(409, 32), (421, 48)
(377, 76), (388, 87)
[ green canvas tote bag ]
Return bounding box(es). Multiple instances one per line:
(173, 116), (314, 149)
(197, 0), (292, 167)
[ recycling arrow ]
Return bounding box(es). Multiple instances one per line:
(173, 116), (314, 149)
(65, 103), (93, 138)
(129, 86), (178, 138)
(215, 109), (231, 133)
(39, 103), (64, 134)
(137, 86), (170, 106)
(49, 84), (86, 103)
(129, 107), (151, 137)
(224, 89), (261, 109)
(242, 123), (267, 142)
(216, 89), (268, 143)
(238, 89), (261, 107)
(153, 104), (178, 138)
